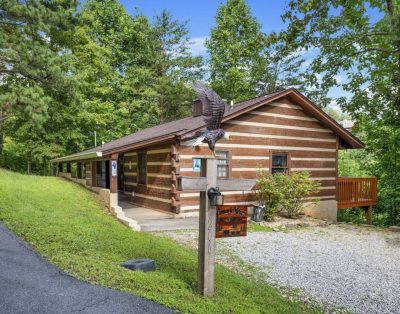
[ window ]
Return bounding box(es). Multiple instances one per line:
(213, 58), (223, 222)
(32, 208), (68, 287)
(216, 151), (229, 178)
(97, 161), (103, 178)
(271, 153), (289, 174)
(137, 152), (147, 184)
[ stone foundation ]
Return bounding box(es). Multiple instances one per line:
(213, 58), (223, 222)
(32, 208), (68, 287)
(303, 200), (338, 222)
(57, 172), (140, 230)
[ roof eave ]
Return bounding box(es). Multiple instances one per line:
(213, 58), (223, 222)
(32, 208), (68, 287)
(50, 151), (102, 163)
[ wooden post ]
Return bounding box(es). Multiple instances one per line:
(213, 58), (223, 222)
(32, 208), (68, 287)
(110, 154), (118, 193)
(198, 157), (217, 297)
(91, 160), (97, 187)
(27, 160), (31, 175)
(365, 206), (372, 225)
(50, 163), (54, 176)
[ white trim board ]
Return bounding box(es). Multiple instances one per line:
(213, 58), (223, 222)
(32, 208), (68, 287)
(199, 143), (336, 152)
(249, 110), (317, 121)
(227, 120), (332, 133)
(228, 131), (336, 143)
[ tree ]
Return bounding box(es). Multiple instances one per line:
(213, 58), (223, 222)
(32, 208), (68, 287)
(150, 10), (203, 123)
(258, 43), (307, 95)
(0, 0), (77, 122)
(70, 0), (160, 148)
(278, 0), (400, 225)
(206, 0), (267, 102)
(0, 0), (78, 172)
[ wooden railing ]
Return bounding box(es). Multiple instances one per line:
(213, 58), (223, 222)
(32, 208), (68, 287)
(337, 177), (377, 209)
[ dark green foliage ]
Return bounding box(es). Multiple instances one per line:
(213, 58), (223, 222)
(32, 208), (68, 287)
(278, 0), (400, 226)
(206, 0), (308, 103)
(0, 0), (78, 122)
(206, 0), (267, 102)
(0, 0), (202, 173)
(150, 10), (202, 123)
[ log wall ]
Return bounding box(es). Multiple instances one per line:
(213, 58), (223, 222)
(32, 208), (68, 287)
(122, 143), (174, 213)
(178, 97), (338, 214)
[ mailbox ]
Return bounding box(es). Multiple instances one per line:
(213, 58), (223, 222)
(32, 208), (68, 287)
(207, 187), (224, 206)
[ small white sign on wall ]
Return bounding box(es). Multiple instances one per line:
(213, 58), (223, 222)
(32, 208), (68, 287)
(111, 160), (117, 176)
(193, 158), (201, 173)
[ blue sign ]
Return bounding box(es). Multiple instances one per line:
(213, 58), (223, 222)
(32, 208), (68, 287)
(193, 158), (201, 173)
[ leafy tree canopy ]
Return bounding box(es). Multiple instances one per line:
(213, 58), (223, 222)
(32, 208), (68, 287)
(0, 0), (78, 122)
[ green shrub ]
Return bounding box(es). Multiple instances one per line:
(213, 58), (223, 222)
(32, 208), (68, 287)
(255, 170), (320, 220)
(254, 170), (286, 221)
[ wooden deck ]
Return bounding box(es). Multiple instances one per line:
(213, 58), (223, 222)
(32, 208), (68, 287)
(337, 177), (377, 209)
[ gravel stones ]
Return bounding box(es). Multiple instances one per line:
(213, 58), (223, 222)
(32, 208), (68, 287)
(222, 225), (400, 314)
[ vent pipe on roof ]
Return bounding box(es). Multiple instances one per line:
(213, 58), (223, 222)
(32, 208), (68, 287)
(230, 100), (234, 111)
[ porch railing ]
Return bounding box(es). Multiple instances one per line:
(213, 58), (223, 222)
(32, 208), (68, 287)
(337, 177), (377, 209)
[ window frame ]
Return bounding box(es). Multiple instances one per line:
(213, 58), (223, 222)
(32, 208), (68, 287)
(137, 151), (147, 185)
(270, 151), (291, 175)
(216, 150), (230, 179)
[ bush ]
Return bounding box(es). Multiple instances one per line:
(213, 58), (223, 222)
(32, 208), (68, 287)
(254, 170), (286, 221)
(255, 170), (320, 220)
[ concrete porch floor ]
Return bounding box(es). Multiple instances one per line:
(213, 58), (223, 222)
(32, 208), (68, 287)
(119, 201), (199, 232)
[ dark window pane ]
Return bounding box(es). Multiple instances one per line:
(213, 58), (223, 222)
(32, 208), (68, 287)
(272, 154), (287, 167)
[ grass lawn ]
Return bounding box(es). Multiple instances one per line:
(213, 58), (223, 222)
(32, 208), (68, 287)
(0, 169), (319, 314)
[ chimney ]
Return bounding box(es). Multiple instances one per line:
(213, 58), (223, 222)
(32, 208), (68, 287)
(192, 99), (204, 117)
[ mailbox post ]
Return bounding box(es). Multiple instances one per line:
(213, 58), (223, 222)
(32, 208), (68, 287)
(178, 156), (254, 298)
(198, 157), (218, 297)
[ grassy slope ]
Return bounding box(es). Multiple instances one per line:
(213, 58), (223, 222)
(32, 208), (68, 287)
(0, 169), (317, 314)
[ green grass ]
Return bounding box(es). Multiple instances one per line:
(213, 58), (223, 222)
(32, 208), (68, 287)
(0, 169), (319, 314)
(248, 223), (274, 233)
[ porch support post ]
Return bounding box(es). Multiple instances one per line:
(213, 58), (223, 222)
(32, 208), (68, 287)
(365, 206), (372, 225)
(109, 153), (119, 208)
(91, 160), (97, 187)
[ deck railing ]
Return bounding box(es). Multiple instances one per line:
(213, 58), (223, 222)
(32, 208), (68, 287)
(337, 177), (377, 209)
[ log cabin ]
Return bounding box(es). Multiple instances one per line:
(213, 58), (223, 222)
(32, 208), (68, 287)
(52, 88), (377, 222)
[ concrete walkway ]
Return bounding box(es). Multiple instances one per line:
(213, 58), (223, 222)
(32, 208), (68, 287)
(0, 222), (172, 314)
(120, 202), (198, 232)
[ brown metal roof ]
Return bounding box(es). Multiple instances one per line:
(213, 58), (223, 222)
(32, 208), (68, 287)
(51, 88), (363, 162)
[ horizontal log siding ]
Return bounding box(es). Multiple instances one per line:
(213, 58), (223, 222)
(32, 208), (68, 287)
(122, 143), (173, 212)
(85, 161), (92, 186)
(179, 98), (337, 212)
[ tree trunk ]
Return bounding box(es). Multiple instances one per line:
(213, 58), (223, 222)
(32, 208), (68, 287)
(27, 160), (31, 175)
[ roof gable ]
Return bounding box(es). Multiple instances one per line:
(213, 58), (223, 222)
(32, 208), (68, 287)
(218, 88), (364, 149)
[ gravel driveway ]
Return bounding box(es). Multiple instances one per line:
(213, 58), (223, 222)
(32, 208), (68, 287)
(166, 225), (400, 314)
